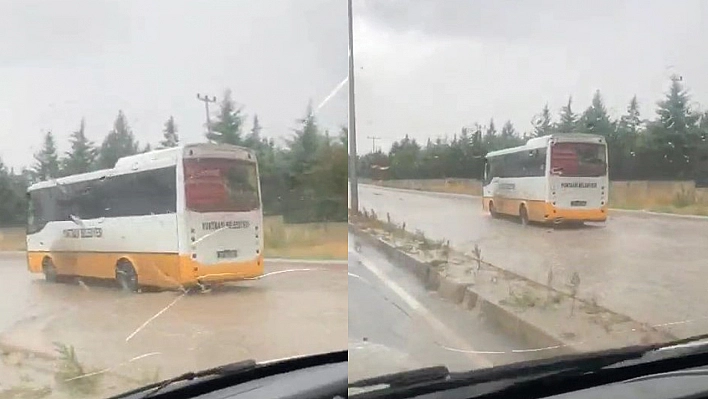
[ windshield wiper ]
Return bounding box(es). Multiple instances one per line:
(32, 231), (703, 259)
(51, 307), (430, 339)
(350, 334), (708, 399)
(126, 359), (258, 398)
(349, 366), (450, 389)
(349, 348), (643, 399)
(111, 350), (348, 399)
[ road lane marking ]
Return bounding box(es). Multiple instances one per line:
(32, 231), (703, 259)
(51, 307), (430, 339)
(355, 254), (494, 369)
(125, 291), (188, 342)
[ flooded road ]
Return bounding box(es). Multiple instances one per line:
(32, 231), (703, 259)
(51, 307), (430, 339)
(0, 254), (346, 394)
(349, 233), (530, 374)
(355, 184), (708, 340)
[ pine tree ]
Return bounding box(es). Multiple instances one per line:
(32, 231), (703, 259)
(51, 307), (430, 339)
(62, 119), (97, 176)
(98, 110), (139, 169)
(558, 96), (579, 133)
(533, 104), (554, 137)
(244, 114), (263, 151)
(0, 158), (27, 224)
(618, 96), (642, 135)
(32, 131), (60, 181)
(646, 76), (701, 178)
(501, 120), (516, 137)
(286, 103), (322, 180)
(655, 76), (699, 134)
(486, 118), (497, 137)
(206, 89), (244, 145)
(580, 90), (613, 136)
(159, 116), (179, 148)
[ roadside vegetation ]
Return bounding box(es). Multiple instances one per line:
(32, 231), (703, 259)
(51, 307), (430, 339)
(357, 76), (708, 216)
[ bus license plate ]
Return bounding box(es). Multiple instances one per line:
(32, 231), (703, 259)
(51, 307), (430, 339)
(570, 200), (587, 207)
(217, 250), (239, 259)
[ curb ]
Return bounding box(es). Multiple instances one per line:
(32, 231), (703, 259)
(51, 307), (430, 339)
(348, 224), (574, 356)
(361, 183), (708, 221)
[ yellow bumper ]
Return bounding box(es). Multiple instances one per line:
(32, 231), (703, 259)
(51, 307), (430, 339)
(543, 203), (607, 222)
(178, 254), (265, 286)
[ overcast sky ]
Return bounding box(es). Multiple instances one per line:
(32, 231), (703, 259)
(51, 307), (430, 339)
(0, 0), (347, 169)
(352, 0), (708, 154)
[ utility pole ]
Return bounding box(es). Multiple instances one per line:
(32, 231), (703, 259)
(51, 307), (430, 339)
(367, 136), (381, 153)
(196, 93), (217, 135)
(348, 0), (359, 215)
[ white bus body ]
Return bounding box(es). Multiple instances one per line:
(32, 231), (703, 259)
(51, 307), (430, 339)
(482, 133), (608, 224)
(26, 143), (264, 289)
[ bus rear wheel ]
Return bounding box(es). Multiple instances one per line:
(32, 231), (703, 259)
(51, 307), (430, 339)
(116, 260), (139, 293)
(42, 258), (58, 283)
(519, 205), (529, 226)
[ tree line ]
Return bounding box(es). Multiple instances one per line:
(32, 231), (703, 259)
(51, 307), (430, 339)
(358, 76), (708, 184)
(0, 88), (347, 225)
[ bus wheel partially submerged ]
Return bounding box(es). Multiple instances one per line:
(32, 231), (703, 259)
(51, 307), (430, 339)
(42, 257), (58, 283)
(519, 204), (529, 226)
(116, 259), (139, 293)
(488, 200), (498, 218)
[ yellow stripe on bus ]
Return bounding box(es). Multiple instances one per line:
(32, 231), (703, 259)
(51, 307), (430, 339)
(27, 251), (264, 289)
(483, 197), (607, 223)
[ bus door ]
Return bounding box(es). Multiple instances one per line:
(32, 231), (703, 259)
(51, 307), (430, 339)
(483, 158), (499, 206)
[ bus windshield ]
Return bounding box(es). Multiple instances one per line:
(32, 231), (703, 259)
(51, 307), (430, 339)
(550, 142), (607, 177)
(184, 158), (260, 212)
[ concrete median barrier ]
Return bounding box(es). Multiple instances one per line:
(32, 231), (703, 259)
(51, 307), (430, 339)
(349, 222), (677, 357)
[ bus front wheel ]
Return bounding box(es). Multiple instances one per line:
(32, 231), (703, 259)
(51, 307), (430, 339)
(489, 201), (498, 218)
(116, 260), (139, 293)
(519, 205), (529, 226)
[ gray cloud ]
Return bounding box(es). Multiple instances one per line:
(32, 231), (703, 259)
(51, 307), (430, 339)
(352, 0), (708, 153)
(355, 0), (678, 42)
(0, 0), (346, 168)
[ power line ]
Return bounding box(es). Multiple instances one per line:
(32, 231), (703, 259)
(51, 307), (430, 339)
(367, 136), (381, 153)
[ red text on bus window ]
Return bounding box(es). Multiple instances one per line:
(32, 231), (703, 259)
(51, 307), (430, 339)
(184, 158), (260, 212)
(550, 142), (607, 177)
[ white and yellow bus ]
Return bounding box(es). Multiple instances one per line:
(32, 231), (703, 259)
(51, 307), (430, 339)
(26, 143), (264, 291)
(482, 133), (608, 225)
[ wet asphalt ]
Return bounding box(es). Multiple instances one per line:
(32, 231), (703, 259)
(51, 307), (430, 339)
(353, 184), (708, 340)
(348, 233), (531, 373)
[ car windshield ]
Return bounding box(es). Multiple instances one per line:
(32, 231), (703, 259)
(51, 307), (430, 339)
(348, 0), (708, 389)
(0, 1), (347, 397)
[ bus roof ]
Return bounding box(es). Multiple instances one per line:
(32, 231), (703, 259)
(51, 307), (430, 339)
(485, 133), (606, 158)
(28, 142), (255, 192)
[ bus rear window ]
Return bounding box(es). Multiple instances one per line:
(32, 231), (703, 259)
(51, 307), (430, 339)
(550, 142), (607, 177)
(184, 158), (260, 212)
